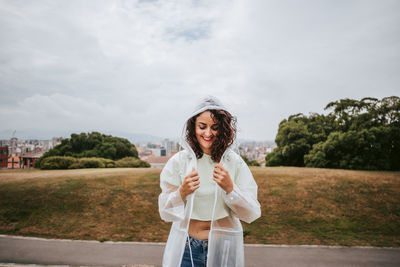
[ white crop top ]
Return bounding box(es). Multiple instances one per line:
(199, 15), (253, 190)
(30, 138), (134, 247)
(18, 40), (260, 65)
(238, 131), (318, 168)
(191, 153), (230, 221)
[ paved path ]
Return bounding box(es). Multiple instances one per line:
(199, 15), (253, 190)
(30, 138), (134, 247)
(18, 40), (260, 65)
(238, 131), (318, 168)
(1, 235), (400, 267)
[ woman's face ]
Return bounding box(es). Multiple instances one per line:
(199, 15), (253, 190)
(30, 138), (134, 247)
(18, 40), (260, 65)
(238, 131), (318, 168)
(195, 111), (218, 155)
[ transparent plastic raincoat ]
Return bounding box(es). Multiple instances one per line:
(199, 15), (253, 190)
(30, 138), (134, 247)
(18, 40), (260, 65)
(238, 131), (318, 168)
(158, 96), (261, 267)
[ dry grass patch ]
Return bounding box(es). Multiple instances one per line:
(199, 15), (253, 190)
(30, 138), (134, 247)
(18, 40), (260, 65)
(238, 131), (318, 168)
(249, 167), (400, 247)
(0, 167), (399, 247)
(0, 168), (170, 242)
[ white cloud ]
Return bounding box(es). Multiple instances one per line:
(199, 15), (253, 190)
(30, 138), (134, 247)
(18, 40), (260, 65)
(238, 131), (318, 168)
(0, 93), (133, 131)
(1, 0), (399, 140)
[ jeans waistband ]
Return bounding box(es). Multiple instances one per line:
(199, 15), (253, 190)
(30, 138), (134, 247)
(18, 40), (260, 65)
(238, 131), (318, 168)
(187, 235), (208, 248)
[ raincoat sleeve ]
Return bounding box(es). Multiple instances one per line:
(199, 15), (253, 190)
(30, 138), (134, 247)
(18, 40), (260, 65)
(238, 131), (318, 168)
(158, 153), (185, 222)
(222, 155), (261, 224)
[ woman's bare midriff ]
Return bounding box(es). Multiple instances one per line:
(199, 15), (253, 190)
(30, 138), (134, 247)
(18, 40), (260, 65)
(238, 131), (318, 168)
(188, 219), (211, 240)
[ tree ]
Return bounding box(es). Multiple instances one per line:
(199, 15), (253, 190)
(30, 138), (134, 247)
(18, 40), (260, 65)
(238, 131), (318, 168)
(265, 113), (335, 167)
(305, 127), (393, 170)
(39, 132), (139, 162)
(266, 96), (400, 171)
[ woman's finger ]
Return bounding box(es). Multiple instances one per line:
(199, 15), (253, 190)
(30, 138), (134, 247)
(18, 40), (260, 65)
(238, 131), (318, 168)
(213, 173), (224, 180)
(188, 171), (198, 179)
(190, 181), (200, 189)
(186, 175), (197, 183)
(213, 169), (224, 177)
(213, 165), (223, 173)
(190, 176), (200, 182)
(215, 163), (226, 171)
(214, 164), (227, 173)
(192, 180), (200, 186)
(213, 177), (223, 186)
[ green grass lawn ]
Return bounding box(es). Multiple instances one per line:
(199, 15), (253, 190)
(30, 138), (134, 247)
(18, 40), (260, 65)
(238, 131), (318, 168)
(0, 167), (399, 247)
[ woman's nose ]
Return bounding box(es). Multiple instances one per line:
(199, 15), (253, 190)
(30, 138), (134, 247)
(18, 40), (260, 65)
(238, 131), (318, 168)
(205, 128), (212, 136)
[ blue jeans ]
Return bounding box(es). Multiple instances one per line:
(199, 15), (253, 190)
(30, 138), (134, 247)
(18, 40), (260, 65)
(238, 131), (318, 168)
(180, 235), (208, 267)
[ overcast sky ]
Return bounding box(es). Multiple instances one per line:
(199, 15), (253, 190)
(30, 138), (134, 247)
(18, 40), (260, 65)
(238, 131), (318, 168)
(1, 0), (399, 141)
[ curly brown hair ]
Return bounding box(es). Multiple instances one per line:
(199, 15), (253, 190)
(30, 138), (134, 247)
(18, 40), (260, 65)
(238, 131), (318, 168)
(185, 109), (237, 162)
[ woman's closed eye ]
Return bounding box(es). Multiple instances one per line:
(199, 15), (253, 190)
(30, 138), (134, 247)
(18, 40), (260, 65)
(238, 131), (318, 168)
(199, 126), (218, 130)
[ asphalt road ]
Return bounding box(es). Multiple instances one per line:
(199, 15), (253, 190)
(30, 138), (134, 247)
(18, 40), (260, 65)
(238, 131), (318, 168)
(1, 235), (400, 267)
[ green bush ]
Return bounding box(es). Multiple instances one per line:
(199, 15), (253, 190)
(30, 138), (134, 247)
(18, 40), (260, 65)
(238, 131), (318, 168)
(68, 158), (117, 169)
(265, 149), (284, 166)
(39, 156), (148, 169)
(115, 157), (150, 168)
(103, 158), (116, 168)
(68, 162), (81, 169)
(40, 156), (78, 170)
(97, 158), (116, 168)
(79, 158), (105, 168)
(67, 158), (103, 169)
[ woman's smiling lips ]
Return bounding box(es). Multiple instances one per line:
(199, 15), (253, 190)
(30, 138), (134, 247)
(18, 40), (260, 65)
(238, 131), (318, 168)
(202, 136), (213, 142)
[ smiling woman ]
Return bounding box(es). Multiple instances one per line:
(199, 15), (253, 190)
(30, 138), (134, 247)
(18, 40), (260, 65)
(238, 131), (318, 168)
(158, 96), (261, 267)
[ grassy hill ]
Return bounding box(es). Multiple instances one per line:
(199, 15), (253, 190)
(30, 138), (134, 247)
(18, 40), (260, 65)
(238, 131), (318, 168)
(0, 167), (399, 247)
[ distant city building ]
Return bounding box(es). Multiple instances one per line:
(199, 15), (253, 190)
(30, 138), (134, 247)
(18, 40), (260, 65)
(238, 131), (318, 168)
(145, 155), (172, 168)
(10, 137), (18, 156)
(137, 140), (179, 159)
(0, 134), (65, 169)
(162, 138), (178, 156)
(160, 147), (167, 156)
(8, 155), (21, 169)
(20, 148), (44, 168)
(135, 139), (180, 168)
(0, 146), (8, 168)
(149, 148), (161, 157)
(238, 140), (276, 167)
(147, 143), (158, 149)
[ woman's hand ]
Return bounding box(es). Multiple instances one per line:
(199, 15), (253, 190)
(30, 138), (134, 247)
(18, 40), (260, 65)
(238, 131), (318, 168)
(179, 167), (200, 201)
(213, 163), (233, 194)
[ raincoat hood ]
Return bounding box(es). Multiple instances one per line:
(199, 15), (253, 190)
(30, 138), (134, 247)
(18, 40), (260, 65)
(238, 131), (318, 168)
(178, 95), (238, 159)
